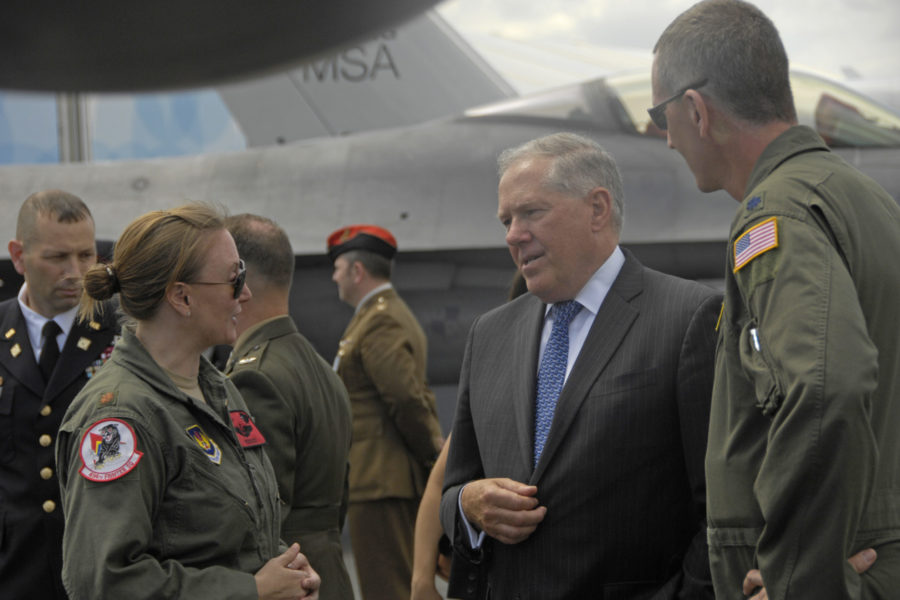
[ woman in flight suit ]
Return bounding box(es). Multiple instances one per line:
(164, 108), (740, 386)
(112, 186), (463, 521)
(56, 204), (320, 600)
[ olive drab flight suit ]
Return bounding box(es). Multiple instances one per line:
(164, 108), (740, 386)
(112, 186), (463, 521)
(706, 126), (900, 599)
(56, 328), (283, 599)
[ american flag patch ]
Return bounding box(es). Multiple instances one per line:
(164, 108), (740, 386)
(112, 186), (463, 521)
(733, 217), (778, 272)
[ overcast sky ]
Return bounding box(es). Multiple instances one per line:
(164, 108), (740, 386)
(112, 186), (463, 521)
(437, 0), (899, 86)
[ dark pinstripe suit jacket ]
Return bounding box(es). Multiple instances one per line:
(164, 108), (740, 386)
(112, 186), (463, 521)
(441, 250), (720, 600)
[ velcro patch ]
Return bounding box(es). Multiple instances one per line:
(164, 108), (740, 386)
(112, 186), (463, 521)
(186, 425), (222, 464)
(230, 410), (267, 448)
(79, 419), (143, 482)
(734, 217), (778, 272)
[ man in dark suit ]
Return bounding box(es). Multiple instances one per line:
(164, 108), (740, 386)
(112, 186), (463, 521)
(224, 213), (354, 600)
(0, 190), (118, 599)
(440, 132), (720, 599)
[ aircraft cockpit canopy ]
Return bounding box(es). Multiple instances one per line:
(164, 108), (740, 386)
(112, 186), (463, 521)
(466, 69), (900, 149)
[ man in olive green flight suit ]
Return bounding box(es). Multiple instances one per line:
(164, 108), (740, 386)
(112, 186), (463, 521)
(226, 214), (354, 600)
(652, 1), (900, 598)
(328, 224), (443, 600)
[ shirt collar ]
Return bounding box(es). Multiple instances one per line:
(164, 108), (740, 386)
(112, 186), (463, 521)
(18, 282), (79, 353)
(355, 282), (393, 314)
(544, 246), (626, 317)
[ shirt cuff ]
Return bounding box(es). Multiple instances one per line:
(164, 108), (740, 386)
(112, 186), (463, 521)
(458, 483), (486, 549)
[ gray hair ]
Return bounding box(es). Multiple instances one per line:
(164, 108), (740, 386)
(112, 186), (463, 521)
(653, 0), (796, 124)
(497, 132), (625, 232)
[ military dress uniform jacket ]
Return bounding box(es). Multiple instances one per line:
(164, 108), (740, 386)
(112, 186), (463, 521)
(335, 287), (442, 502)
(707, 126), (900, 599)
(0, 298), (117, 600)
(56, 328), (283, 600)
(227, 315), (354, 600)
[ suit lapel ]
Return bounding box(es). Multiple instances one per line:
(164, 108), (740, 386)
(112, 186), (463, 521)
(0, 304), (44, 397)
(44, 317), (116, 401)
(512, 297), (545, 474)
(531, 254), (644, 482)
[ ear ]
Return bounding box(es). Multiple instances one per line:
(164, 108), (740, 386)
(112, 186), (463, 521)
(350, 261), (364, 283)
(166, 282), (192, 317)
(684, 89), (710, 138)
(587, 186), (614, 232)
(8, 240), (26, 276)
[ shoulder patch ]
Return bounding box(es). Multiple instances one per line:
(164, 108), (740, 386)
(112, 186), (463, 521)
(186, 425), (222, 464)
(734, 217), (778, 272)
(79, 419), (143, 482)
(230, 410), (267, 447)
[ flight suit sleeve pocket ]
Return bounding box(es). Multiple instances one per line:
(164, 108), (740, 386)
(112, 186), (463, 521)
(738, 321), (784, 417)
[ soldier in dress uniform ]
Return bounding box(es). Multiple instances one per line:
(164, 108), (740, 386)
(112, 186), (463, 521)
(0, 190), (118, 599)
(327, 224), (443, 600)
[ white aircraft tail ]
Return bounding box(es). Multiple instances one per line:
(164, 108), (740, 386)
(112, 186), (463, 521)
(217, 10), (516, 145)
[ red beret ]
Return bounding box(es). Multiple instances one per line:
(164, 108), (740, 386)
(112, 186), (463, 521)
(327, 224), (397, 262)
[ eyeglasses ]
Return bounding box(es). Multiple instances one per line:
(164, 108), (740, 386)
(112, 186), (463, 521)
(647, 78), (708, 131)
(190, 259), (246, 299)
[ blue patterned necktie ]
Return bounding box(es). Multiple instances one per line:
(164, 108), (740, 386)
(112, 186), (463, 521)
(534, 300), (582, 466)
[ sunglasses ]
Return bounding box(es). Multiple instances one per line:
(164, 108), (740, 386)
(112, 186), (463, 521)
(647, 78), (708, 131)
(190, 259), (246, 299)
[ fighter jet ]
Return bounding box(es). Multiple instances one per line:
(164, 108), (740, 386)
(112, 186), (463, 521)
(3, 66), (898, 414)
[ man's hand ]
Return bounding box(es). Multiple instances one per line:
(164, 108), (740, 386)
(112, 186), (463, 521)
(742, 548), (877, 598)
(460, 478), (547, 544)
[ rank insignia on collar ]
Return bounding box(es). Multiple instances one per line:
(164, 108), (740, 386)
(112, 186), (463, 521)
(10, 343), (21, 358)
(77, 337), (92, 351)
(89, 321), (101, 330)
(186, 425), (222, 464)
(237, 356), (257, 365)
(230, 410), (267, 448)
(4, 328), (14, 339)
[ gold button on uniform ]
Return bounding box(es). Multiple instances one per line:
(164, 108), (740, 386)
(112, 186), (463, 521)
(40, 467), (54, 480)
(39, 434), (52, 447)
(40, 405), (52, 416)
(43, 500), (56, 513)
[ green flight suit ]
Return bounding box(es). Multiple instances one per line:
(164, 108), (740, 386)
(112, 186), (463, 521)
(227, 315), (354, 600)
(707, 126), (900, 599)
(56, 328), (283, 599)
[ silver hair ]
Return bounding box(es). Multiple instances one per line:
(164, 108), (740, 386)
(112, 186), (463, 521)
(497, 132), (625, 232)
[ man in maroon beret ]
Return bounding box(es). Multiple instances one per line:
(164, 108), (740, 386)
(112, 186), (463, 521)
(327, 224), (443, 600)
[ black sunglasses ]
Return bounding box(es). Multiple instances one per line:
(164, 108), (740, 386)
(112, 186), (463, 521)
(190, 259), (246, 299)
(647, 78), (708, 131)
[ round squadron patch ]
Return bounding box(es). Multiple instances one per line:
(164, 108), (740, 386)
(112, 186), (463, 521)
(79, 418), (143, 482)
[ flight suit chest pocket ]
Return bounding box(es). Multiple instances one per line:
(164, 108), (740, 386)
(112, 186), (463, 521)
(738, 320), (784, 417)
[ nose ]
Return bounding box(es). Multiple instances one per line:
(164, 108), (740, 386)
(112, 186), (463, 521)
(505, 218), (529, 247)
(62, 255), (82, 277)
(239, 282), (252, 302)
